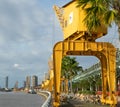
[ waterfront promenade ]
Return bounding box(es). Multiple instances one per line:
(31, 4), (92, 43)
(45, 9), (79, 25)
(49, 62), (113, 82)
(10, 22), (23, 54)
(61, 96), (120, 107)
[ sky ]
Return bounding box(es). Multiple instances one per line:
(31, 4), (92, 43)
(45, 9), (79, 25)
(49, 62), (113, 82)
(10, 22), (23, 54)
(0, 0), (119, 88)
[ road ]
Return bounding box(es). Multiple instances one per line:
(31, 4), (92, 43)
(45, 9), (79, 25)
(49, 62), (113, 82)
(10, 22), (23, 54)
(0, 92), (46, 107)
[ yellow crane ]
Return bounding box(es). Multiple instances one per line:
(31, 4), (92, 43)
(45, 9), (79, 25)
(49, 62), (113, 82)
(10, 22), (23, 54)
(41, 56), (54, 92)
(53, 0), (117, 107)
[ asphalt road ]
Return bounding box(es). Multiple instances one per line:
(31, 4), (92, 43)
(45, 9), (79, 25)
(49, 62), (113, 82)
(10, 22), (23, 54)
(0, 92), (46, 107)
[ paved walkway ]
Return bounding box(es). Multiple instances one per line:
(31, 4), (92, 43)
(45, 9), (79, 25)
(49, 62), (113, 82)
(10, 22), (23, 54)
(61, 99), (109, 107)
(60, 97), (120, 107)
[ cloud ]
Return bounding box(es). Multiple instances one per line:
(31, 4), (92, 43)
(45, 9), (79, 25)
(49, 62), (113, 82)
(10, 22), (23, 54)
(0, 0), (58, 44)
(13, 64), (19, 68)
(0, 0), (59, 87)
(13, 63), (25, 70)
(0, 0), (118, 88)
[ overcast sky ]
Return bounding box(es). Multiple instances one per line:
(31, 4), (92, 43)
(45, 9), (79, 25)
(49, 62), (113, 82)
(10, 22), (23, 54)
(0, 0), (119, 88)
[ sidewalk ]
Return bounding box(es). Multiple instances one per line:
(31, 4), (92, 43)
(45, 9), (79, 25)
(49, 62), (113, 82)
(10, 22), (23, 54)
(61, 99), (109, 107)
(60, 97), (120, 107)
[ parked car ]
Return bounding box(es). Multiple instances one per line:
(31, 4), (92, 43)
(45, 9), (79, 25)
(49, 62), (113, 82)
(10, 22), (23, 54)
(28, 89), (36, 94)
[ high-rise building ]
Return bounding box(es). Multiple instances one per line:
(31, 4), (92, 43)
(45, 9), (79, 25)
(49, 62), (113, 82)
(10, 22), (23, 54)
(14, 81), (18, 89)
(32, 75), (38, 88)
(26, 76), (31, 89)
(5, 76), (8, 89)
(23, 81), (26, 88)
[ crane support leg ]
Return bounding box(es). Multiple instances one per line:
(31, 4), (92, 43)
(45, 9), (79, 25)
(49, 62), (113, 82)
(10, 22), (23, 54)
(53, 41), (116, 107)
(53, 43), (63, 107)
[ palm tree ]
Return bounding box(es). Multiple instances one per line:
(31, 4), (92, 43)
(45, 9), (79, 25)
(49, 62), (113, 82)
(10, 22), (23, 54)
(61, 56), (82, 92)
(61, 56), (82, 78)
(77, 0), (120, 40)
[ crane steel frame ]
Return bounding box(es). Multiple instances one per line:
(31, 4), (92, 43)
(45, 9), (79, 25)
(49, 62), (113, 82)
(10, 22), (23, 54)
(53, 0), (117, 107)
(53, 41), (117, 107)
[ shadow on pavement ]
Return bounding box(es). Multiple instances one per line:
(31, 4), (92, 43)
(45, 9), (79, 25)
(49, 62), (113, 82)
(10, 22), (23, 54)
(60, 102), (75, 107)
(60, 100), (92, 107)
(60, 98), (120, 107)
(117, 102), (120, 107)
(61, 102), (120, 107)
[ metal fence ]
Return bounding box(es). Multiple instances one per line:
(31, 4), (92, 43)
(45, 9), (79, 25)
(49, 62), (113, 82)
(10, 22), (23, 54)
(39, 91), (52, 107)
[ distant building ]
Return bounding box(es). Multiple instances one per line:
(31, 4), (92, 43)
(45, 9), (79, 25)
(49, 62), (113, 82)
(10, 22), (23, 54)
(26, 76), (31, 89)
(5, 76), (8, 89)
(23, 81), (26, 88)
(14, 81), (18, 89)
(32, 75), (38, 88)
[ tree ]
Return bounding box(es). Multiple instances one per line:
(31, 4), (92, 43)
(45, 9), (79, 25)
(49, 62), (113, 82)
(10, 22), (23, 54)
(77, 0), (120, 40)
(61, 56), (82, 78)
(61, 56), (82, 92)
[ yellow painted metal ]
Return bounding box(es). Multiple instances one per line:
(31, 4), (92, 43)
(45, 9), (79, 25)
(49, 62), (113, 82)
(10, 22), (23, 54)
(60, 77), (65, 93)
(48, 56), (54, 92)
(53, 46), (63, 106)
(41, 82), (44, 89)
(41, 73), (53, 91)
(53, 0), (107, 41)
(44, 80), (49, 89)
(53, 0), (117, 107)
(41, 80), (49, 90)
(49, 70), (54, 92)
(53, 41), (117, 107)
(65, 79), (68, 93)
(60, 77), (68, 94)
(41, 56), (54, 92)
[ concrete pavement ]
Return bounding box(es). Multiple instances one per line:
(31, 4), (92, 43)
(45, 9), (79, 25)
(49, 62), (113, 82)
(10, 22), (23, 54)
(61, 96), (120, 107)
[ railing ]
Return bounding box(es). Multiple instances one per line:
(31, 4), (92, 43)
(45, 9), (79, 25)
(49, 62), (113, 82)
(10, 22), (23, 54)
(38, 91), (52, 107)
(72, 49), (120, 82)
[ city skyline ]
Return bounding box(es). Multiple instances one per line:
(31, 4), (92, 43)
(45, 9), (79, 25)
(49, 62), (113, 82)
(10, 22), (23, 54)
(0, 75), (39, 88)
(0, 0), (119, 88)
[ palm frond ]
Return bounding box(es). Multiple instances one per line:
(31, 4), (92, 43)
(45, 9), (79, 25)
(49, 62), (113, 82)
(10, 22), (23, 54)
(77, 0), (90, 8)
(104, 9), (117, 26)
